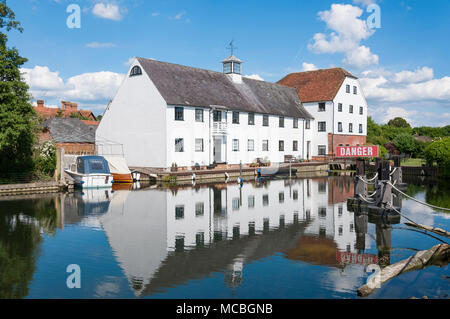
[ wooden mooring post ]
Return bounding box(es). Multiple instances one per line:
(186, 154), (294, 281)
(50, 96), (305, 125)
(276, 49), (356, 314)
(347, 158), (400, 216)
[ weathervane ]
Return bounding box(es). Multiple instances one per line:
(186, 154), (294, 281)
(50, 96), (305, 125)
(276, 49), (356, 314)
(227, 40), (238, 56)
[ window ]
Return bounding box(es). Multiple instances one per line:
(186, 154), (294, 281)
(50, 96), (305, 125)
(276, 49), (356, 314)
(293, 140), (298, 152)
(339, 226), (343, 236)
(213, 110), (222, 122)
(349, 123), (353, 133)
(349, 105), (354, 114)
(279, 116), (284, 127)
(232, 139), (239, 151)
(263, 115), (269, 126)
(318, 102), (326, 112)
(359, 124), (363, 134)
(248, 112), (255, 125)
(195, 202), (204, 216)
(195, 109), (204, 122)
(293, 190), (298, 200)
(262, 140), (269, 151)
(359, 106), (363, 115)
(293, 118), (298, 128)
(232, 198), (240, 211)
(223, 62), (232, 74)
(232, 111), (239, 124)
(318, 181), (327, 193)
(248, 196), (255, 208)
(175, 138), (184, 152)
(318, 121), (326, 132)
(233, 63), (241, 74)
(175, 206), (184, 219)
(338, 122), (343, 132)
(279, 140), (284, 151)
(130, 66), (142, 77)
(318, 145), (326, 155)
(195, 138), (204, 152)
(305, 119), (310, 129)
(175, 107), (184, 121)
(353, 86), (357, 95)
(319, 207), (327, 219)
(346, 84), (350, 93)
(262, 194), (269, 206)
(338, 103), (343, 112)
(196, 232), (205, 248)
(279, 192), (284, 203)
(248, 139), (255, 151)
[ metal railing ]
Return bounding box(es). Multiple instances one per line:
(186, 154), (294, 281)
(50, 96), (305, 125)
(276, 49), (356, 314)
(212, 122), (228, 135)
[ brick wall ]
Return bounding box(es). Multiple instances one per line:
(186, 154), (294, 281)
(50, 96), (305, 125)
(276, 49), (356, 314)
(56, 143), (95, 155)
(328, 133), (367, 156)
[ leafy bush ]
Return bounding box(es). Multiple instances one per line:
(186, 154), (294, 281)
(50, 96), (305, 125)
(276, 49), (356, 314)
(34, 141), (56, 176)
(387, 117), (411, 128)
(424, 137), (450, 176)
(393, 133), (416, 155)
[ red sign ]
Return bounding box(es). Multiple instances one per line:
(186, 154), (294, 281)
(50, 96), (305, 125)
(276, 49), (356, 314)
(336, 251), (378, 265)
(336, 145), (379, 158)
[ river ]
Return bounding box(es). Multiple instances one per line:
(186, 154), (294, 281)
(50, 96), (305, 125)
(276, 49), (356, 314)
(0, 175), (448, 299)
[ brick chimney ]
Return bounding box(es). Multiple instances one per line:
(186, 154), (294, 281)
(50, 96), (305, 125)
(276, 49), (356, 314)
(71, 102), (78, 111)
(37, 100), (45, 108)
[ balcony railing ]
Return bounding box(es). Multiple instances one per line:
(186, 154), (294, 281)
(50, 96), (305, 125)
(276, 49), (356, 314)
(212, 122), (228, 135)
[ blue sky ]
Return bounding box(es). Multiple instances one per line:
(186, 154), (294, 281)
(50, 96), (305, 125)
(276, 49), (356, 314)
(8, 0), (450, 126)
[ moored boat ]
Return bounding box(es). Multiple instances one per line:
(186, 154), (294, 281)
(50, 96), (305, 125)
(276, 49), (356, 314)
(104, 156), (133, 184)
(65, 156), (114, 188)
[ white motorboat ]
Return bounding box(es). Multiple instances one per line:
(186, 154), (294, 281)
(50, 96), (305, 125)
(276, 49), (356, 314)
(65, 156), (114, 188)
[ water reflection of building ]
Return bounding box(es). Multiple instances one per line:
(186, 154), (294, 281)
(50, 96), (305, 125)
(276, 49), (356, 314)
(85, 176), (371, 296)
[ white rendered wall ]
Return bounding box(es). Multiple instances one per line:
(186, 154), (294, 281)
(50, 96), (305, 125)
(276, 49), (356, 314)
(303, 101), (333, 157)
(96, 58), (167, 168)
(333, 77), (368, 137)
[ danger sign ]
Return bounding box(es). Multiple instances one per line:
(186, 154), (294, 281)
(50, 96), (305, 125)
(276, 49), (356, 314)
(336, 145), (379, 158)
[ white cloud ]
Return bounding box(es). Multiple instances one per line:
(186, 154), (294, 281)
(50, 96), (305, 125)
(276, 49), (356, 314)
(21, 66), (124, 107)
(308, 4), (378, 69)
(152, 12), (160, 17)
(21, 66), (65, 91)
(244, 74), (264, 81)
(301, 62), (318, 71)
(382, 106), (417, 124)
(92, 3), (123, 21)
(170, 10), (186, 20)
(360, 68), (450, 103)
(343, 45), (379, 69)
(85, 42), (117, 48)
(393, 67), (434, 83)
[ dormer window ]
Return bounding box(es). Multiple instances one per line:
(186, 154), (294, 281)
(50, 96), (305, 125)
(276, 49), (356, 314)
(130, 66), (142, 77)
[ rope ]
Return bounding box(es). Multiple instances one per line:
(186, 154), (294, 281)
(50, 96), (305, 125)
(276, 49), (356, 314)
(367, 191), (377, 198)
(389, 167), (397, 176)
(358, 176), (375, 185)
(358, 193), (375, 204)
(388, 182), (450, 212)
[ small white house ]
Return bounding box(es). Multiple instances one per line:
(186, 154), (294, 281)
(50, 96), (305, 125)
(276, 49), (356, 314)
(278, 68), (368, 158)
(96, 56), (313, 169)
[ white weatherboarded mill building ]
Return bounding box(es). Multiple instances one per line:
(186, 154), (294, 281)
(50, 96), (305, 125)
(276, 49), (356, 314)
(96, 56), (313, 169)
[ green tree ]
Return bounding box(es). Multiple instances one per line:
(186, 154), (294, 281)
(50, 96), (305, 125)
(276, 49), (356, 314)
(392, 133), (416, 156)
(424, 137), (450, 176)
(0, 1), (36, 174)
(388, 117), (411, 128)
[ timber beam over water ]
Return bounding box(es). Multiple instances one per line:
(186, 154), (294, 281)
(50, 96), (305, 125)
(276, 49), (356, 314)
(130, 162), (329, 184)
(0, 181), (74, 196)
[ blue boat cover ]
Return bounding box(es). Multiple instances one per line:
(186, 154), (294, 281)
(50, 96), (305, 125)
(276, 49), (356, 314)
(76, 156), (111, 174)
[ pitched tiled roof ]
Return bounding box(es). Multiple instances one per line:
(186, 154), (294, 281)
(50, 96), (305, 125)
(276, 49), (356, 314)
(277, 68), (357, 103)
(137, 57), (313, 119)
(34, 106), (97, 120)
(43, 118), (96, 143)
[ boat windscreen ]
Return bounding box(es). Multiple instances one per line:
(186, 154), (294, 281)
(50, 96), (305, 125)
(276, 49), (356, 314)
(77, 157), (111, 174)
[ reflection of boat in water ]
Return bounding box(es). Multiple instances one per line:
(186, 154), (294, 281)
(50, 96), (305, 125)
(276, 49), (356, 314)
(258, 166), (297, 177)
(65, 156), (114, 188)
